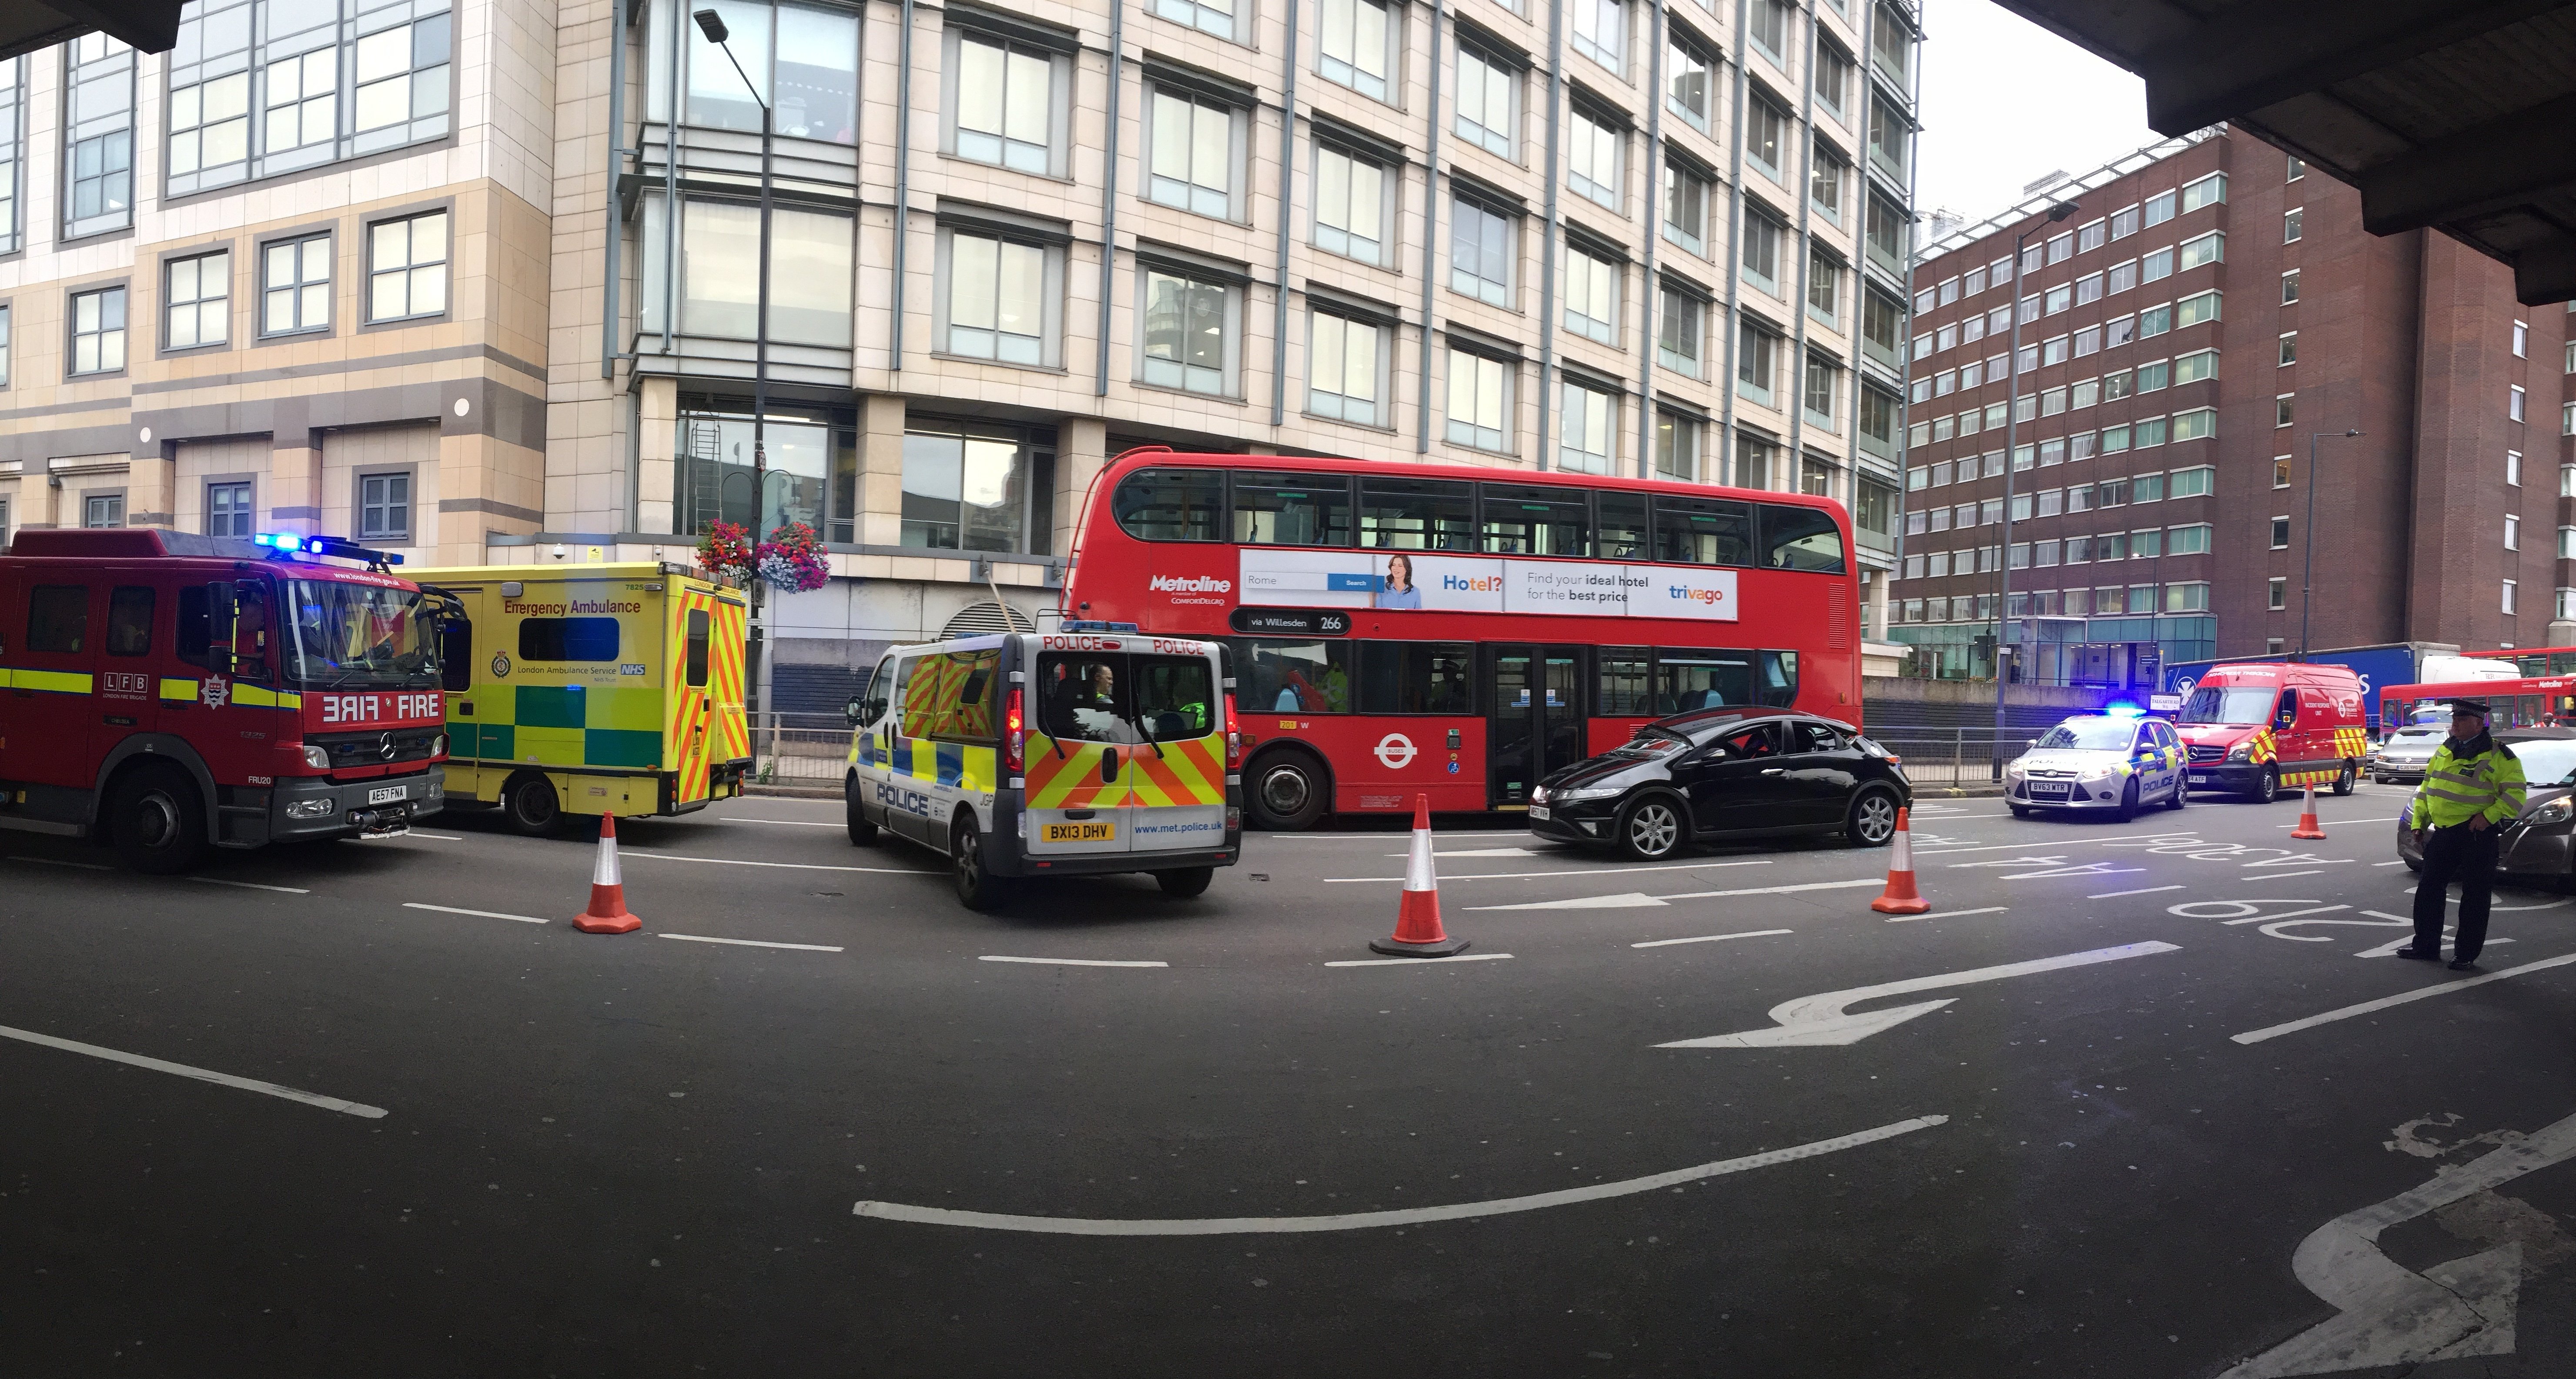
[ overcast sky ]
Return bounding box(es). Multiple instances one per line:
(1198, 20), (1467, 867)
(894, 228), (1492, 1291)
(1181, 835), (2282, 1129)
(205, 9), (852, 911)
(1912, 0), (2161, 230)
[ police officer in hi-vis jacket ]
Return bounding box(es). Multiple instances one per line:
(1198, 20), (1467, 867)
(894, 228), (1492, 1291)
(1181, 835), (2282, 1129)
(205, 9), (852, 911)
(2404, 698), (2527, 970)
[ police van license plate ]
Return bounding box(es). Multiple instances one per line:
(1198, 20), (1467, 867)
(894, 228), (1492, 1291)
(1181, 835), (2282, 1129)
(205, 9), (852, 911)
(1042, 821), (1115, 843)
(368, 785), (408, 804)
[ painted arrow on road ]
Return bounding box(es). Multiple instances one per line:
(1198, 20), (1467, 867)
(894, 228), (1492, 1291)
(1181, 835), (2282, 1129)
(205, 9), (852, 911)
(1654, 941), (2182, 1048)
(2218, 1107), (2576, 1376)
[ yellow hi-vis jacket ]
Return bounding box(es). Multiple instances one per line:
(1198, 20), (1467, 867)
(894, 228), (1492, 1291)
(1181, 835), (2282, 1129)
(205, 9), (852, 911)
(2409, 739), (2527, 830)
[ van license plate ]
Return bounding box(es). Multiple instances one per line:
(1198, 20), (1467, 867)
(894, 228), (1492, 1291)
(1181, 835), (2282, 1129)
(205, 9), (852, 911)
(368, 785), (407, 804)
(1042, 821), (1115, 843)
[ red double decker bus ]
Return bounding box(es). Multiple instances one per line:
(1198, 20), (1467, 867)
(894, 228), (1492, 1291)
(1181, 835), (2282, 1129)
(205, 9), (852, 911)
(1057, 449), (1865, 830)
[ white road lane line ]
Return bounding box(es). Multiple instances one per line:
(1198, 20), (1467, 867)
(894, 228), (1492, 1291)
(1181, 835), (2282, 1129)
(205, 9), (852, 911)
(2230, 952), (2576, 1045)
(2089, 884), (2187, 899)
(660, 933), (846, 952)
(1327, 859), (1772, 884)
(1323, 953), (1515, 967)
(1883, 907), (2010, 924)
(188, 877), (310, 894)
(2241, 870), (2325, 880)
(402, 833), (464, 841)
(2352, 915), (2516, 959)
(0, 1022), (387, 1119)
(852, 1115), (1948, 1235)
(622, 851), (937, 875)
(979, 955), (1170, 969)
(11, 857), (112, 870)
(1384, 847), (1543, 858)
(1257, 830), (1536, 841)
(2373, 860), (2408, 867)
(1469, 877), (1883, 911)
(1911, 831), (2195, 856)
(404, 902), (548, 925)
(1631, 929), (1795, 949)
(719, 817), (845, 827)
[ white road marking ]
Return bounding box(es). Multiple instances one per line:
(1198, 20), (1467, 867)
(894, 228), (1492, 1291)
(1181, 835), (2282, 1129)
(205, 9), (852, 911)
(1469, 877), (1882, 911)
(11, 857), (111, 870)
(1323, 953), (1515, 967)
(1631, 929), (1794, 949)
(2001, 863), (2145, 880)
(2231, 952), (2576, 1044)
(2215, 1107), (2576, 1376)
(660, 933), (845, 952)
(978, 955), (1170, 969)
(2090, 885), (2186, 899)
(851, 1115), (1949, 1235)
(402, 832), (463, 841)
(1257, 829), (1535, 841)
(1912, 831), (2195, 856)
(0, 1022), (387, 1119)
(2353, 915), (2516, 958)
(1327, 859), (1771, 884)
(2276, 817), (2400, 828)
(188, 877), (310, 894)
(1658, 941), (2182, 1048)
(1883, 907), (2010, 924)
(720, 817), (845, 827)
(622, 851), (937, 876)
(404, 902), (548, 925)
(2373, 860), (2409, 867)
(2241, 870), (2324, 880)
(1383, 847), (1541, 858)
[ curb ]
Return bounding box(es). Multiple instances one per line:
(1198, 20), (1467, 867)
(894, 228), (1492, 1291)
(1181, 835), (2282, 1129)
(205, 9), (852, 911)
(745, 783), (840, 800)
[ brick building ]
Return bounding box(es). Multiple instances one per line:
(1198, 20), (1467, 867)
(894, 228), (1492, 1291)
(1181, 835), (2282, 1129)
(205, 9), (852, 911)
(1886, 125), (2573, 690)
(0, 0), (1922, 713)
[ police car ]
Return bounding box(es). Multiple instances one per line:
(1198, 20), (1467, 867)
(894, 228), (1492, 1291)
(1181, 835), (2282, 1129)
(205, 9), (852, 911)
(844, 623), (1241, 910)
(2004, 707), (2190, 820)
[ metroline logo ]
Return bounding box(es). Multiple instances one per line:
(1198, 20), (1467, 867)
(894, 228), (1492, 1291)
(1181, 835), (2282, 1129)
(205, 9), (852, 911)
(1149, 574), (1231, 593)
(1666, 585), (1727, 605)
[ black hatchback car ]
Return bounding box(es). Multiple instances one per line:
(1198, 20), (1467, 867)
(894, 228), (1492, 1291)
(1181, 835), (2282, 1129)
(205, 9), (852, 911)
(1528, 709), (1913, 860)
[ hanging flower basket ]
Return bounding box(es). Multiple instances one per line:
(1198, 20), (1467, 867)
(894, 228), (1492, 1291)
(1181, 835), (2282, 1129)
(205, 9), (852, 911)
(755, 521), (832, 593)
(695, 520), (755, 585)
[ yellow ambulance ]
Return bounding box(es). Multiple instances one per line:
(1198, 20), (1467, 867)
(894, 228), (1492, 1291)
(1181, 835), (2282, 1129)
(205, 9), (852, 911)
(411, 563), (750, 832)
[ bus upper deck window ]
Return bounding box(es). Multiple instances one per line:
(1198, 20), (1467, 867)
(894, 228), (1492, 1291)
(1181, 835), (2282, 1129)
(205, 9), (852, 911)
(1359, 478), (1475, 551)
(1651, 497), (1753, 566)
(1479, 484), (1591, 557)
(1113, 468), (1225, 541)
(1231, 471), (1353, 546)
(1760, 504), (1847, 572)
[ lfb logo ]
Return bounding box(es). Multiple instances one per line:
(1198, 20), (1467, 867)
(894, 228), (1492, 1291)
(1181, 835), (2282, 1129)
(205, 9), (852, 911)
(200, 674), (231, 709)
(1374, 733), (1418, 769)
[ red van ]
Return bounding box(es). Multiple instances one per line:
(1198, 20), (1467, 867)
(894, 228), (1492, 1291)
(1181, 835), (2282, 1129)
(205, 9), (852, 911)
(2172, 662), (2370, 802)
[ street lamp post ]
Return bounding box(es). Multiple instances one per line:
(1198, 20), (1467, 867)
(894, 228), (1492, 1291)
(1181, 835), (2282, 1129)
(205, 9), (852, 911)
(2300, 428), (2363, 659)
(693, 9), (772, 720)
(1991, 199), (2080, 777)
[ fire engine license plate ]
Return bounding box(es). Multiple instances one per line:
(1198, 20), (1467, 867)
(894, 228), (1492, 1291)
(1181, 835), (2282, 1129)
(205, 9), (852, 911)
(368, 785), (408, 804)
(2189, 773), (2211, 784)
(1529, 806), (1551, 820)
(1042, 821), (1115, 843)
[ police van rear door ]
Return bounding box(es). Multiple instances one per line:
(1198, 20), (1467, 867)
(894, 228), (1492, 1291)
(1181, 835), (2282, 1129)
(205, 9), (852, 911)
(1025, 642), (1134, 856)
(1122, 641), (1229, 856)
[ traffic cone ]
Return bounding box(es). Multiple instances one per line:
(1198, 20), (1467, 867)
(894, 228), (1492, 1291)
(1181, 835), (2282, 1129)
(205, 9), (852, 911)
(1370, 794), (1469, 957)
(1870, 807), (1932, 915)
(2290, 784), (2328, 840)
(572, 813), (643, 934)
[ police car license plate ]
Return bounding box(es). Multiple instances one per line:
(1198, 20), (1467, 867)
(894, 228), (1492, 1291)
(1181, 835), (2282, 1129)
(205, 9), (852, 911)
(2025, 781), (2070, 799)
(1529, 806), (1551, 821)
(1042, 821), (1115, 843)
(368, 785), (408, 804)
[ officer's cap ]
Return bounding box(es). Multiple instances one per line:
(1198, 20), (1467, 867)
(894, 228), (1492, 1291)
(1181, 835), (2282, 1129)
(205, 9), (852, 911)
(2450, 698), (2491, 719)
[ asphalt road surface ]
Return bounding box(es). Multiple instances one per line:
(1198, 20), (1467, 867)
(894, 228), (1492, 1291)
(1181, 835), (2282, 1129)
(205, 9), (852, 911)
(6, 782), (2576, 1377)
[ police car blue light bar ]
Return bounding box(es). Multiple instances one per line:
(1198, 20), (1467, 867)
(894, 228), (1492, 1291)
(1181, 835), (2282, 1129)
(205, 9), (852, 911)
(2104, 701), (2144, 718)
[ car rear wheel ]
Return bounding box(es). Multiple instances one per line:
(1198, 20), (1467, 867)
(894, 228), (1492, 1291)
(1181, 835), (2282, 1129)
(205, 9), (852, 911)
(1245, 749), (1328, 832)
(2255, 768), (2280, 805)
(845, 772), (877, 846)
(1616, 796), (1686, 861)
(1156, 867), (1215, 897)
(501, 773), (561, 836)
(2332, 763), (2356, 796)
(108, 765), (208, 875)
(1845, 789), (1899, 847)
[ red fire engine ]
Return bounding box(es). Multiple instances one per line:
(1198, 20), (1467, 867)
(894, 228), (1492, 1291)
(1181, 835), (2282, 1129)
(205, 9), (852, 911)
(0, 528), (451, 871)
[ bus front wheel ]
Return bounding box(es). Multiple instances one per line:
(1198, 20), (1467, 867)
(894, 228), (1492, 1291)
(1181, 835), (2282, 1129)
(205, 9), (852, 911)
(1246, 749), (1330, 832)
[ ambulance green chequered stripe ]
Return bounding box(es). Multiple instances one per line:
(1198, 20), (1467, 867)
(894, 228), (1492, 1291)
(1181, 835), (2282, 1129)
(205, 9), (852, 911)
(450, 684), (662, 770)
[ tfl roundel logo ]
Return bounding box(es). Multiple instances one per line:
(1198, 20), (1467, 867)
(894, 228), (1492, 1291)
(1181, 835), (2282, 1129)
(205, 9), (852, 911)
(1374, 733), (1418, 769)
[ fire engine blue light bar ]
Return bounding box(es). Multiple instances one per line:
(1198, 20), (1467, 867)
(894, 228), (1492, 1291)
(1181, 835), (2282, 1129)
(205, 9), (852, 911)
(254, 532), (310, 552)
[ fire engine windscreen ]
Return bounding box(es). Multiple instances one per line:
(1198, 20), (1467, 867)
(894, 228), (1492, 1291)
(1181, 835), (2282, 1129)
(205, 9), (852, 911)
(282, 580), (441, 689)
(2178, 686), (2274, 727)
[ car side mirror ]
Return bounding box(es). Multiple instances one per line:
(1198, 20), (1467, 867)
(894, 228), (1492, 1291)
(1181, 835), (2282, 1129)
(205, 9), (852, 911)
(845, 695), (866, 727)
(2026, 737), (2038, 748)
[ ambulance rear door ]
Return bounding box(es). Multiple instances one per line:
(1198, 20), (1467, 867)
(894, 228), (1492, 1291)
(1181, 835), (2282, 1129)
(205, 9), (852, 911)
(670, 583), (716, 807)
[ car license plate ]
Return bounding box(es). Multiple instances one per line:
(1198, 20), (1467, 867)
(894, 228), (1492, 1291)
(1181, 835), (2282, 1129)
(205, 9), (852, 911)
(1529, 806), (1551, 821)
(1042, 821), (1115, 843)
(2188, 773), (2210, 784)
(2025, 781), (2070, 799)
(368, 785), (408, 804)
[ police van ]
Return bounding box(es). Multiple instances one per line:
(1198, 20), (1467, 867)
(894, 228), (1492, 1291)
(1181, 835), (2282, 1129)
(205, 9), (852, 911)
(845, 625), (1241, 909)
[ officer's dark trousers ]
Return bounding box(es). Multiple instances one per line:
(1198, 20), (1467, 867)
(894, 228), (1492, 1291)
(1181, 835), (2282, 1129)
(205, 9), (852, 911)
(2412, 823), (2500, 960)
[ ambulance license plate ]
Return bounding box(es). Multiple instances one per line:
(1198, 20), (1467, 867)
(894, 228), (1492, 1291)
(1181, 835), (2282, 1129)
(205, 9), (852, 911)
(1042, 821), (1115, 843)
(1528, 806), (1551, 821)
(368, 785), (408, 804)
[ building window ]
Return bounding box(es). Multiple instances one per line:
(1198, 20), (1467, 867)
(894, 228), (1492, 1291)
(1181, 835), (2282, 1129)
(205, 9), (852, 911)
(2110, 204), (2139, 239)
(2144, 189), (2176, 228)
(0, 59), (22, 254)
(2176, 291), (2221, 328)
(1567, 108), (1621, 210)
(1803, 354), (1839, 429)
(261, 45), (338, 157)
(2179, 172), (2226, 213)
(2512, 320), (2528, 358)
(352, 16), (452, 138)
(2285, 154), (2304, 181)
(1657, 284), (1703, 376)
(2510, 385), (2526, 422)
(69, 286), (127, 375)
(2273, 456), (2291, 488)
(1146, 88), (1243, 220)
(948, 30), (1067, 175)
(207, 481), (253, 537)
(1667, 34), (1710, 131)
(1745, 95), (1786, 181)
(1562, 245), (1618, 343)
(1153, 0), (1238, 40)
(2046, 231), (2074, 265)
(1451, 196), (1515, 307)
(2178, 231), (2224, 270)
(1736, 320), (1780, 407)
(1807, 250), (1842, 326)
(1664, 161), (1710, 255)
(1741, 211), (1782, 293)
(639, 197), (856, 346)
(2167, 525), (2211, 556)
(2509, 450), (2523, 486)
(368, 211), (449, 321)
(647, 0), (856, 143)
(2283, 207), (2303, 242)
(1445, 348), (1512, 451)
(2282, 269), (2301, 305)
(673, 400), (858, 542)
(1801, 455), (1836, 499)
(164, 251), (230, 350)
(262, 233), (331, 335)
(1866, 97), (1912, 182)
(2141, 247), (2174, 285)
(2171, 348), (2216, 384)
(358, 472), (411, 541)
(84, 493), (125, 528)
(1865, 190), (1907, 271)
(2506, 514), (2522, 550)
(1810, 143), (1846, 224)
(2271, 516), (2290, 549)
(2504, 579), (2519, 616)
(1752, 0), (1790, 58)
(1137, 266), (1240, 396)
(167, 68), (250, 187)
(1655, 410), (1702, 481)
(1313, 143), (1389, 264)
(1860, 385), (1900, 458)
(1814, 42), (1852, 122)
(1308, 311), (1387, 426)
(938, 229), (1058, 367)
(1559, 380), (1617, 474)
(900, 424), (1054, 554)
(1455, 45), (1516, 159)
(1570, 0), (1624, 73)
(63, 34), (135, 239)
(0, 304), (10, 387)
(1318, 0), (1396, 100)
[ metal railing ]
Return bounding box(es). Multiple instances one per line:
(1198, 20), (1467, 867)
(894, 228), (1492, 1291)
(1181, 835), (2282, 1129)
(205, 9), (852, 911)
(749, 711), (855, 787)
(1867, 730), (2028, 788)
